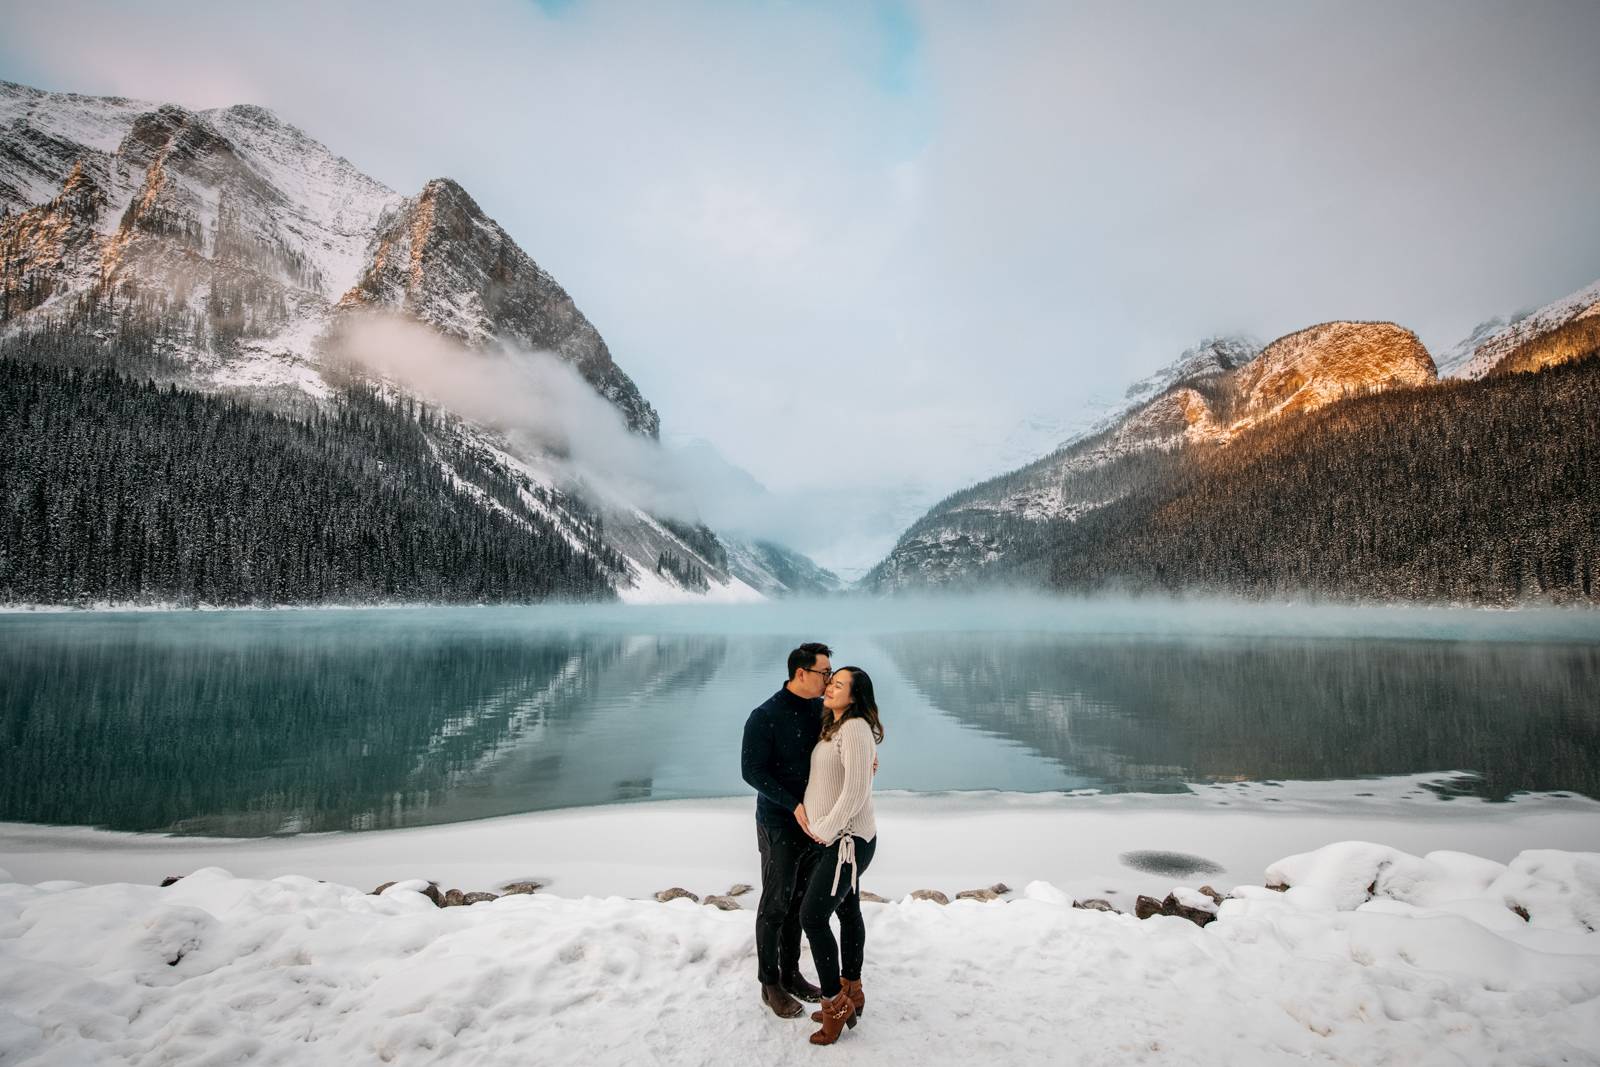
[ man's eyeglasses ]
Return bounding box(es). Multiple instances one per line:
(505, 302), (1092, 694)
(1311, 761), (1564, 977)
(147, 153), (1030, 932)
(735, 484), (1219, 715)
(799, 666), (833, 680)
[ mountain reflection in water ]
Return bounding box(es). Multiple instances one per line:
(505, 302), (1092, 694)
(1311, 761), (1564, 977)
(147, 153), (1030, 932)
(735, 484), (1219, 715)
(0, 614), (730, 834)
(880, 634), (1600, 801)
(3, 604), (1598, 836)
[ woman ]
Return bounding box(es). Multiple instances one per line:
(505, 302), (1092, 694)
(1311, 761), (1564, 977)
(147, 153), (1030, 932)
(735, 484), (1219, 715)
(798, 666), (884, 1046)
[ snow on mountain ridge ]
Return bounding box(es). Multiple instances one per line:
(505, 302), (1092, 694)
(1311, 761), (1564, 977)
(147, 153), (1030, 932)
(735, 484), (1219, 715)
(1449, 277), (1600, 380)
(865, 324), (1435, 591)
(0, 81), (157, 210)
(0, 79), (828, 602)
(197, 102), (402, 301)
(1435, 314), (1519, 379)
(1055, 335), (1262, 452)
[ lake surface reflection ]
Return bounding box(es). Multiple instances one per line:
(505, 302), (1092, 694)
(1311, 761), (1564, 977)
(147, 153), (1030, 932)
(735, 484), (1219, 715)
(2, 601), (1597, 835)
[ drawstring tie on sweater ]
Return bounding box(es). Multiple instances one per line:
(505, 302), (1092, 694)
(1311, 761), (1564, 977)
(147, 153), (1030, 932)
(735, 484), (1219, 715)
(830, 831), (858, 895)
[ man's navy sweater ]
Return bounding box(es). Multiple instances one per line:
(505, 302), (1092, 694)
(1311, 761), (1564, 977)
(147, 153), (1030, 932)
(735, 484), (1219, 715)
(741, 686), (823, 827)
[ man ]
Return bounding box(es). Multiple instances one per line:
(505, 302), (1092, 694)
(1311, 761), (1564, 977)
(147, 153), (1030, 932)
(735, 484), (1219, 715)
(741, 640), (831, 1018)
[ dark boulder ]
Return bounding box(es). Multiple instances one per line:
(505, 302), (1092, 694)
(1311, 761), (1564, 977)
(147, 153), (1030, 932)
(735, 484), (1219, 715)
(1160, 892), (1216, 928)
(1134, 895), (1166, 920)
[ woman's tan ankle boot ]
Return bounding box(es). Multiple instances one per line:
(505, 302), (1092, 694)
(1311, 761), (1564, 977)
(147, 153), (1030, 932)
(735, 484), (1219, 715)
(841, 977), (864, 1018)
(810, 979), (863, 1025)
(808, 990), (857, 1045)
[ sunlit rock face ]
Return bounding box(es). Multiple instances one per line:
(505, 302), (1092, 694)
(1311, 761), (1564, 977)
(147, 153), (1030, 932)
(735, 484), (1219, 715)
(0, 162), (106, 316)
(866, 324), (1440, 592)
(1490, 311), (1600, 377)
(1116, 386), (1221, 447)
(1226, 321), (1436, 428)
(342, 178), (657, 436)
(1, 82), (396, 400)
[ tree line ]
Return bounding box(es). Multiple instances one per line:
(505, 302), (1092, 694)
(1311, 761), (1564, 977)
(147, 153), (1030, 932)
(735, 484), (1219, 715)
(1043, 355), (1600, 603)
(0, 358), (617, 606)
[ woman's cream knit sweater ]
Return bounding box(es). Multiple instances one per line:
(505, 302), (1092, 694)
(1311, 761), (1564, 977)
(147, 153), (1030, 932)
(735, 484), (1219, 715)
(803, 716), (877, 891)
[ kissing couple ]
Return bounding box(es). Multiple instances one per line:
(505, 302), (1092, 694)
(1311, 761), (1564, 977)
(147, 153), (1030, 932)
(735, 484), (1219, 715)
(740, 641), (885, 1047)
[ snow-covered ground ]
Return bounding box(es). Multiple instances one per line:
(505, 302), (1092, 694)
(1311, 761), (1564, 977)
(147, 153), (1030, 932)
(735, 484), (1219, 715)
(3, 779), (1598, 1064)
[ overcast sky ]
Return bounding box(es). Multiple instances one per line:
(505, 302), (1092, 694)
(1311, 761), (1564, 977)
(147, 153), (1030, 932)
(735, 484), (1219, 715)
(4, 0), (1598, 573)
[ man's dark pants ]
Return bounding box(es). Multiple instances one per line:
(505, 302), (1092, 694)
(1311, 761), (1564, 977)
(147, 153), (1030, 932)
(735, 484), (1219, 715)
(755, 819), (820, 985)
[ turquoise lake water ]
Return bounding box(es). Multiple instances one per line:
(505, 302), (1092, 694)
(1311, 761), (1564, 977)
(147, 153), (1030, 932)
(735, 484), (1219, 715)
(2, 598), (1597, 835)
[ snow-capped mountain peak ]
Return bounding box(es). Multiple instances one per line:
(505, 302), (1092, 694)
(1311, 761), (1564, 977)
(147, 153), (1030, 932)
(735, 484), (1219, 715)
(0, 78), (830, 603)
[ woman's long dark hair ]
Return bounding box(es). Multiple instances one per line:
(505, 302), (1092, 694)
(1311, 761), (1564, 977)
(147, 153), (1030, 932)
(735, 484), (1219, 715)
(820, 666), (884, 744)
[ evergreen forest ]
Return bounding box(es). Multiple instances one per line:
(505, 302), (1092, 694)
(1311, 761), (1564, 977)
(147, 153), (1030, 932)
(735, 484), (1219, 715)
(0, 358), (617, 606)
(1044, 355), (1600, 603)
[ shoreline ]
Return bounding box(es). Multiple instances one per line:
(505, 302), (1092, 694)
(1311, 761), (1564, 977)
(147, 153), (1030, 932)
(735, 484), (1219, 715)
(5, 778), (1597, 905)
(6, 597), (1600, 649)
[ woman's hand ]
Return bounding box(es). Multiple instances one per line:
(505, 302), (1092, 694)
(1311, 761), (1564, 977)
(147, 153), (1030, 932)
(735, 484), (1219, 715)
(796, 803), (828, 844)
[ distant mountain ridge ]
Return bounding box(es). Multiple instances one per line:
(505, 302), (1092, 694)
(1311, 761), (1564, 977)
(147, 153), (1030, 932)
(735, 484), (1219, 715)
(0, 79), (824, 605)
(865, 323), (1436, 590)
(868, 283), (1600, 601)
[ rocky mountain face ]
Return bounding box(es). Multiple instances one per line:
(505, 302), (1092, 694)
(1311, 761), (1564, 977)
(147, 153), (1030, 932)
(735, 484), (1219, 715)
(338, 177), (656, 435)
(1103, 335), (1260, 434)
(866, 324), (1438, 591)
(1, 83), (400, 401)
(0, 79), (819, 604)
(872, 278), (1600, 600)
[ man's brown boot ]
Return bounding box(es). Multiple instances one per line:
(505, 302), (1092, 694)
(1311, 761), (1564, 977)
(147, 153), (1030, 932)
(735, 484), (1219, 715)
(808, 990), (857, 1045)
(810, 978), (863, 1024)
(761, 982), (805, 1019)
(783, 973), (823, 1002)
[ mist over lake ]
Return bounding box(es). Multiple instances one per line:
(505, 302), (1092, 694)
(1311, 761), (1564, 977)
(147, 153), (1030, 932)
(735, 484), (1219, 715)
(5, 597), (1596, 837)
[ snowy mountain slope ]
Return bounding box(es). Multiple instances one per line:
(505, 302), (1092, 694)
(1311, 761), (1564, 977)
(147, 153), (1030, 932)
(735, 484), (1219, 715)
(0, 79), (823, 602)
(864, 336), (1259, 589)
(1067, 334), (1261, 447)
(722, 536), (843, 597)
(0, 81), (156, 210)
(1446, 276), (1600, 380)
(339, 177), (656, 435)
(1434, 313), (1522, 378)
(866, 325), (1437, 591)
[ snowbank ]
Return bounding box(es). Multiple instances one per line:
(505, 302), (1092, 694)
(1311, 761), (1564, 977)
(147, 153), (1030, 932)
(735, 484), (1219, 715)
(4, 775), (1596, 907)
(2, 838), (1598, 1066)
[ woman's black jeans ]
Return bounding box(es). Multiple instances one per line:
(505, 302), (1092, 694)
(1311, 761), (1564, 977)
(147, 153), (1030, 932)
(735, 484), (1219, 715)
(799, 834), (877, 997)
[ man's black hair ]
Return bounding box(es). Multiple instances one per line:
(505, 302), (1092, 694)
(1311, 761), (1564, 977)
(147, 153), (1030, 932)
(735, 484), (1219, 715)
(786, 642), (832, 682)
